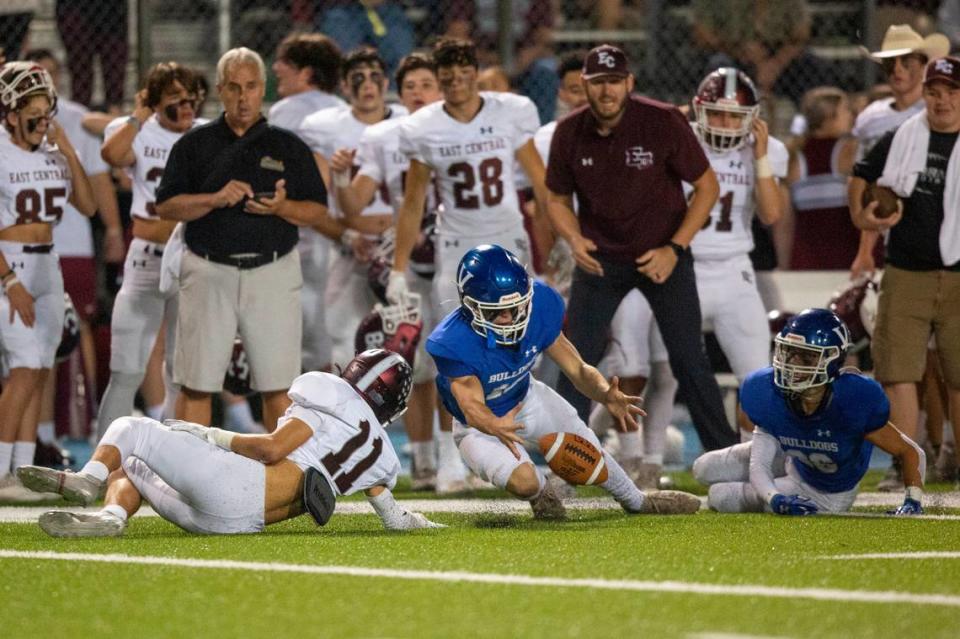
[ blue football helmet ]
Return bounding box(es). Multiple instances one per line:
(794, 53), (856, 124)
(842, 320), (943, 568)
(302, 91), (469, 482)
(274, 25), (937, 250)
(457, 244), (532, 346)
(773, 308), (851, 392)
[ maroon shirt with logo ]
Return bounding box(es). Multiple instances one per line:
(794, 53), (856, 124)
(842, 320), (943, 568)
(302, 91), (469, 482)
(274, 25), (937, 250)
(546, 96), (710, 263)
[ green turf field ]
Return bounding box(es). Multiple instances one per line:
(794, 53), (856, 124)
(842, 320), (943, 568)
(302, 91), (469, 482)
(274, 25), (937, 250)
(3, 496), (959, 639)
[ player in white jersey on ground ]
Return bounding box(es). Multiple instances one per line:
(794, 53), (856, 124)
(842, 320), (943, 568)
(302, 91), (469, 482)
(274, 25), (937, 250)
(299, 46), (407, 371)
(0, 62), (96, 500)
(96, 63), (202, 439)
(267, 32), (346, 373)
(329, 52), (449, 491)
(20, 349), (444, 536)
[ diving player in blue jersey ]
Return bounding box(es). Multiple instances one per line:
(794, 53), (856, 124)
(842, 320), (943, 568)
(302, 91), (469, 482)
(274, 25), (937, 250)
(693, 308), (926, 515)
(426, 244), (702, 518)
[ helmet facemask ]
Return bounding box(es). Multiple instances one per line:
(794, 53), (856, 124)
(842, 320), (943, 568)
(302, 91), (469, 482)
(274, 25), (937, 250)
(1, 63), (58, 135)
(694, 100), (758, 153)
(376, 292), (421, 334)
(772, 336), (842, 392)
(462, 284), (532, 346)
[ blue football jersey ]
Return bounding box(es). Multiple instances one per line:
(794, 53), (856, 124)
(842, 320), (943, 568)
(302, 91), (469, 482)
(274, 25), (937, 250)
(740, 367), (890, 493)
(426, 280), (565, 424)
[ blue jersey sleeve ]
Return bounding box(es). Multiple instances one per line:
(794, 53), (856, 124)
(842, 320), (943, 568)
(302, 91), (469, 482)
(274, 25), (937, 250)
(534, 281), (566, 348)
(838, 373), (890, 434)
(739, 367), (775, 427)
(432, 355), (475, 380)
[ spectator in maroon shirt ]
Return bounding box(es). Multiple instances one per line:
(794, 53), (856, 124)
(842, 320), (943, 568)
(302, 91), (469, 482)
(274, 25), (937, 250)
(545, 45), (736, 452)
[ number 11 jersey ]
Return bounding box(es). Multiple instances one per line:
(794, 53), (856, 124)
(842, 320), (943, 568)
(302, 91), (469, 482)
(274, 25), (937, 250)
(398, 91), (540, 237)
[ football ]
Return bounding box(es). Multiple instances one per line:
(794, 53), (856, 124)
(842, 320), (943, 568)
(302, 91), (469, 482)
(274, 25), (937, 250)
(860, 183), (901, 219)
(538, 432), (608, 486)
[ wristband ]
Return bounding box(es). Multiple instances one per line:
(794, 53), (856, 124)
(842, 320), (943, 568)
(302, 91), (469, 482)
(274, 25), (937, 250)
(905, 486), (923, 502)
(332, 171), (351, 188)
(756, 156), (773, 179)
(668, 241), (685, 258)
(340, 228), (359, 248)
(207, 427), (236, 451)
(126, 115), (142, 131)
(2, 276), (20, 292)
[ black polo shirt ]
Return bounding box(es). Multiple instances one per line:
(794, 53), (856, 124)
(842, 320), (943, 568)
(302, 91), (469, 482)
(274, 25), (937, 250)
(546, 96), (710, 263)
(156, 113), (326, 256)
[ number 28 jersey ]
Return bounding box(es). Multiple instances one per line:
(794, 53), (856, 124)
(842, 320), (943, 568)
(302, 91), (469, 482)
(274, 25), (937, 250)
(282, 371), (401, 497)
(685, 128), (788, 261)
(398, 92), (539, 237)
(104, 115), (203, 220)
(0, 134), (71, 230)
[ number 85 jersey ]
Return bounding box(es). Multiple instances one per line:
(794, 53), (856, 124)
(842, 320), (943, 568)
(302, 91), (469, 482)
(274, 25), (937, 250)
(282, 371), (401, 497)
(740, 367), (890, 493)
(0, 134), (71, 229)
(398, 91), (540, 237)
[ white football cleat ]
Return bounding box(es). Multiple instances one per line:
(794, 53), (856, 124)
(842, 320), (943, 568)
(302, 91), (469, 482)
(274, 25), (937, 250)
(638, 490), (702, 515)
(0, 474), (59, 502)
(17, 466), (103, 505)
(530, 483), (567, 521)
(39, 510), (125, 538)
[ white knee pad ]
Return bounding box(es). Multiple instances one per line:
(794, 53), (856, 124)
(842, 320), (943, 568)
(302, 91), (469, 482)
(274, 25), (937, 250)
(707, 481), (764, 513)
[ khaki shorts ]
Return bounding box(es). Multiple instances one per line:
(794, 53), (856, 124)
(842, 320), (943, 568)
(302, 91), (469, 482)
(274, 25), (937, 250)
(872, 265), (960, 387)
(174, 249), (302, 393)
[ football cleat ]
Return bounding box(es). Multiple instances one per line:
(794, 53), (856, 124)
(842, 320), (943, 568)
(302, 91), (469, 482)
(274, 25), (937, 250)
(17, 466), (103, 505)
(39, 510), (126, 538)
(0, 474), (59, 502)
(530, 482), (567, 520)
(637, 490), (702, 515)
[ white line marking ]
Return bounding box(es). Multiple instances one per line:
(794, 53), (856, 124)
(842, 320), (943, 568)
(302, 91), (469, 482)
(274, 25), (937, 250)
(1, 549), (959, 607)
(688, 634), (792, 639)
(821, 551), (960, 560)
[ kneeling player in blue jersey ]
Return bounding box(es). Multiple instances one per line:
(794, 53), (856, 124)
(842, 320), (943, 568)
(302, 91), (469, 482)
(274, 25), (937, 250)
(426, 244), (701, 518)
(693, 308), (925, 515)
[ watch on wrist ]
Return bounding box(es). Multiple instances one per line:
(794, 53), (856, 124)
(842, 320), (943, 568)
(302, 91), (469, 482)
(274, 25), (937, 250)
(668, 241), (685, 257)
(126, 115), (142, 130)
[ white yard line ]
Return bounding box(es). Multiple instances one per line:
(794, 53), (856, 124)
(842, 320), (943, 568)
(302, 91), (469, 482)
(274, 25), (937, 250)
(820, 551), (960, 560)
(1, 549), (959, 608)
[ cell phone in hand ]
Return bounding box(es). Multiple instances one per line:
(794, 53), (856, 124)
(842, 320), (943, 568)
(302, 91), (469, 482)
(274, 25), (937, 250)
(253, 191), (276, 202)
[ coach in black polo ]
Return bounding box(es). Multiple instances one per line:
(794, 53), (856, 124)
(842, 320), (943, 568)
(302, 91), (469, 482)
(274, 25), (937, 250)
(546, 45), (736, 452)
(156, 47), (327, 430)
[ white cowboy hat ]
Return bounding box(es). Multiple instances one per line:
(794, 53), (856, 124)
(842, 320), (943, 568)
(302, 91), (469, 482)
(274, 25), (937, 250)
(863, 24), (950, 60)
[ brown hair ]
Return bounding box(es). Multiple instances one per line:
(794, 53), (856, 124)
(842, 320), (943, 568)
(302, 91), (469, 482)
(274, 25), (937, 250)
(276, 32), (342, 93)
(801, 86), (848, 134)
(144, 62), (196, 109)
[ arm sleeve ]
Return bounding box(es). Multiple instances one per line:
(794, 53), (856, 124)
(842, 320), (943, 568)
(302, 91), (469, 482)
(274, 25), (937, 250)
(154, 136), (196, 204)
(667, 108), (711, 183)
(852, 130), (894, 183)
(545, 121), (575, 195)
(855, 377), (891, 433)
(398, 118), (425, 164)
(749, 426), (782, 505)
(282, 136), (328, 205)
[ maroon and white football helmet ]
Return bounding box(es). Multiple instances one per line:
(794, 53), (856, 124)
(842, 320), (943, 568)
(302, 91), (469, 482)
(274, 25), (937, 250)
(828, 277), (879, 348)
(55, 293), (80, 362)
(341, 348), (413, 424)
(409, 210), (438, 280)
(767, 309), (797, 339)
(692, 67), (759, 153)
(0, 61), (57, 118)
(223, 337), (254, 396)
(354, 292), (423, 368)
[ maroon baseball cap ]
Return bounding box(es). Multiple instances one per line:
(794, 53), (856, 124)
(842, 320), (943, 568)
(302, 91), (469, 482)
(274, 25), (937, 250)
(924, 56), (960, 87)
(582, 45), (630, 80)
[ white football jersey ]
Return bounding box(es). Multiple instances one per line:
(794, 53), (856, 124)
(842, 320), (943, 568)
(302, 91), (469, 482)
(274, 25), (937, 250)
(533, 120), (557, 166)
(104, 115), (204, 220)
(398, 91), (539, 237)
(283, 372), (401, 497)
(686, 127), (788, 261)
(0, 135), (71, 231)
(299, 104), (407, 218)
(852, 97), (924, 161)
(268, 89), (346, 133)
(53, 98), (108, 257)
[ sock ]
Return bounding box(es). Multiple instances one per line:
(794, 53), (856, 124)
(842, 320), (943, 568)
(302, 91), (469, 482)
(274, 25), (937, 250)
(37, 421), (56, 444)
(80, 460), (110, 483)
(146, 404), (164, 421)
(618, 430), (642, 459)
(12, 441), (36, 470)
(0, 441), (13, 476)
(599, 451), (646, 512)
(411, 440), (435, 472)
(437, 430), (458, 466)
(225, 401), (258, 433)
(101, 504), (128, 522)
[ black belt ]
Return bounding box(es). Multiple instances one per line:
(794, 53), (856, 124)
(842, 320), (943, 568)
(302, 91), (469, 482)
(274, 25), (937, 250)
(23, 244), (54, 254)
(199, 250), (282, 270)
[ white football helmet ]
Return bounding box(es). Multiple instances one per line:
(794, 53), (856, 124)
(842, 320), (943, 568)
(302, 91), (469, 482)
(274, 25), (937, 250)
(0, 61), (57, 116)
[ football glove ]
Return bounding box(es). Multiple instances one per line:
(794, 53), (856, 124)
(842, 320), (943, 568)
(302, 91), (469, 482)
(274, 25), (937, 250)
(164, 419), (209, 440)
(770, 493), (819, 516)
(386, 510), (447, 531)
(889, 497), (923, 516)
(385, 269), (409, 304)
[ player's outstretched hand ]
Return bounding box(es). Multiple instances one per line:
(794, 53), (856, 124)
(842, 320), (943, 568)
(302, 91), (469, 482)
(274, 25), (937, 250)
(483, 404), (526, 460)
(165, 419), (209, 441)
(603, 376), (646, 432)
(389, 510), (447, 530)
(770, 493), (818, 516)
(889, 497), (923, 516)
